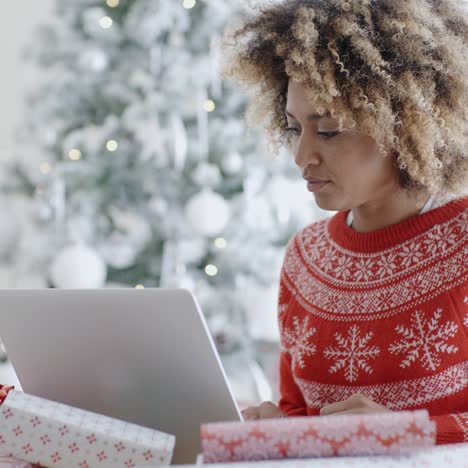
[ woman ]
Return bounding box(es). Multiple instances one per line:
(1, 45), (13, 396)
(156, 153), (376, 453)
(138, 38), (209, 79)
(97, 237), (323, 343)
(222, 0), (467, 444)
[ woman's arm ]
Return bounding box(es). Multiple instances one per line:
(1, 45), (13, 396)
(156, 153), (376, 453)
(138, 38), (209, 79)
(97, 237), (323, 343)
(278, 350), (308, 416)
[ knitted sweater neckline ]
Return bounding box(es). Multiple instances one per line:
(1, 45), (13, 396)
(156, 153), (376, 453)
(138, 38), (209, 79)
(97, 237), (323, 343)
(328, 196), (467, 253)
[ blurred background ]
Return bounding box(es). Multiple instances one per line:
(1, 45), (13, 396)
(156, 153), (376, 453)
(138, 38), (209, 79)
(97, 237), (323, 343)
(0, 0), (331, 406)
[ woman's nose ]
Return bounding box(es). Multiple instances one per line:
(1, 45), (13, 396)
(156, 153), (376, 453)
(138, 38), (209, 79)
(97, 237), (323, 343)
(294, 134), (321, 169)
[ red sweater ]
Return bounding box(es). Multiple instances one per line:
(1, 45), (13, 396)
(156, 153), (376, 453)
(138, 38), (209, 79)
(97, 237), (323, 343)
(278, 196), (467, 444)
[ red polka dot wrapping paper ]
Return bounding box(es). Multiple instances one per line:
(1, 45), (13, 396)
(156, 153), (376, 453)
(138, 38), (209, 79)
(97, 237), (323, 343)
(0, 389), (175, 467)
(201, 410), (436, 464)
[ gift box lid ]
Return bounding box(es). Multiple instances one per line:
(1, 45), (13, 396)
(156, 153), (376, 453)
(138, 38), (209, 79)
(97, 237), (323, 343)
(3, 389), (175, 452)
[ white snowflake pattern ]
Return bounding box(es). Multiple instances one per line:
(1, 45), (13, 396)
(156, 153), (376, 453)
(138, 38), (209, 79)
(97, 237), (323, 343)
(353, 258), (374, 282)
(389, 308), (459, 371)
(375, 253), (398, 278)
(423, 225), (447, 256)
(334, 256), (353, 280)
(323, 325), (380, 382)
(400, 242), (425, 268)
(320, 249), (338, 273)
(283, 315), (317, 370)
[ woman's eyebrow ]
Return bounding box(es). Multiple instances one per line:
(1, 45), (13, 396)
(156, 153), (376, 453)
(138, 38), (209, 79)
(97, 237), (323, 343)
(285, 109), (332, 121)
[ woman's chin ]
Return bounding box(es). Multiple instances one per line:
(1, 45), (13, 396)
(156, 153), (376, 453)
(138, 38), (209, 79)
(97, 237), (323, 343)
(312, 194), (337, 211)
(313, 193), (350, 213)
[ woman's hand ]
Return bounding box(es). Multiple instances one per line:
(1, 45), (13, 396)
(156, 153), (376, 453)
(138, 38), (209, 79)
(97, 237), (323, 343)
(242, 401), (286, 420)
(320, 393), (391, 416)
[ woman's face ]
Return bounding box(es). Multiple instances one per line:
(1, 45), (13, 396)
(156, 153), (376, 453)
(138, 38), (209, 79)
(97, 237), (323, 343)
(285, 79), (401, 212)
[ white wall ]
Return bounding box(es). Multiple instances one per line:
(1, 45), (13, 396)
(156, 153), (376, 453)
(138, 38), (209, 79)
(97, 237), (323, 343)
(0, 0), (54, 160)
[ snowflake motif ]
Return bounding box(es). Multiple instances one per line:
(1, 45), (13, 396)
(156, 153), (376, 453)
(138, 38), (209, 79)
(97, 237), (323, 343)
(320, 249), (338, 273)
(440, 222), (460, 247)
(334, 256), (353, 280)
(353, 258), (374, 282)
(423, 226), (447, 256)
(323, 325), (380, 382)
(389, 308), (459, 371)
(400, 242), (425, 268)
(375, 253), (398, 278)
(283, 315), (317, 370)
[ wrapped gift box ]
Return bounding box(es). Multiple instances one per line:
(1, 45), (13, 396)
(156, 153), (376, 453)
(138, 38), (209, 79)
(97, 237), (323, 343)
(0, 387), (175, 468)
(192, 442), (468, 467)
(201, 410), (436, 463)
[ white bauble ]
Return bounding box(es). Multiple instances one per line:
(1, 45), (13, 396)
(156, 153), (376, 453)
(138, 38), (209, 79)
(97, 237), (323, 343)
(50, 244), (107, 289)
(222, 151), (243, 175)
(185, 189), (230, 237)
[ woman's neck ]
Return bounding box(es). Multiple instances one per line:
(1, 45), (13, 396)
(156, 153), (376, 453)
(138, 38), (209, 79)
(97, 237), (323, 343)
(350, 191), (432, 233)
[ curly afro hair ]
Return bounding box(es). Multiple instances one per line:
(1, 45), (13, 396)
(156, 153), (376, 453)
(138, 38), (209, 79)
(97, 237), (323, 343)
(221, 0), (468, 195)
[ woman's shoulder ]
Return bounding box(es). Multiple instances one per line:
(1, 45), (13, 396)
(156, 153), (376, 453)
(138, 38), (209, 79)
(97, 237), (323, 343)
(284, 214), (334, 259)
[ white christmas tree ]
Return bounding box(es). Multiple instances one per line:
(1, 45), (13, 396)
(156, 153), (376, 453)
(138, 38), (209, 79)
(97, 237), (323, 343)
(1, 0), (328, 400)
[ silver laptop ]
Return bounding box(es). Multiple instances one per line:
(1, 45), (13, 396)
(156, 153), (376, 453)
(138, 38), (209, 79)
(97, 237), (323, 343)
(0, 288), (243, 464)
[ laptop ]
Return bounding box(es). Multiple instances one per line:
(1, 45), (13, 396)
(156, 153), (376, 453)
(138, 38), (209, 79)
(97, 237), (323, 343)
(0, 288), (243, 464)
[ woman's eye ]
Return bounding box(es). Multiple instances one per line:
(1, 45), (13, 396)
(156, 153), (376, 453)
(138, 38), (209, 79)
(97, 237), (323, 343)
(318, 131), (340, 139)
(285, 127), (340, 139)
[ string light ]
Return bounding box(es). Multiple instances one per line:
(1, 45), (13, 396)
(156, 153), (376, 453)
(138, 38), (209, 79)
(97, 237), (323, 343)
(182, 0), (197, 9)
(106, 139), (118, 152)
(135, 284), (145, 289)
(99, 16), (113, 29)
(204, 99), (215, 112)
(39, 163), (51, 174)
(214, 238), (227, 249)
(205, 264), (218, 276)
(106, 0), (119, 7)
(68, 149), (82, 161)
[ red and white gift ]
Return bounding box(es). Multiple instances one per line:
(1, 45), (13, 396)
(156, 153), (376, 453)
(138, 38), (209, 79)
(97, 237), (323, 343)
(0, 385), (175, 467)
(201, 409), (436, 463)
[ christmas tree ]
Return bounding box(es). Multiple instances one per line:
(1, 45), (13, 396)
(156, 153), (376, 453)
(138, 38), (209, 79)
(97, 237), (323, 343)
(2, 0), (328, 401)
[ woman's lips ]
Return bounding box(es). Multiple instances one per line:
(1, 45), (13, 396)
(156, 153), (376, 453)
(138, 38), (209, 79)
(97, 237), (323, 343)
(307, 181), (330, 192)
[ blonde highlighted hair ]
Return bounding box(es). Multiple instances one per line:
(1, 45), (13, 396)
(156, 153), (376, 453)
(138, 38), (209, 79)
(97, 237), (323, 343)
(222, 0), (468, 194)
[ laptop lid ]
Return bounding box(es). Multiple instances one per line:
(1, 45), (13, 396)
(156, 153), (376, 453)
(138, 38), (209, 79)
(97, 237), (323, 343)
(0, 288), (242, 464)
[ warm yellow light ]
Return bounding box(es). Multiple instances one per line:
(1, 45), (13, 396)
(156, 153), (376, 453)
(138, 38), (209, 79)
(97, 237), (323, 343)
(135, 284), (145, 289)
(40, 163), (51, 174)
(204, 99), (215, 112)
(106, 0), (119, 7)
(68, 149), (82, 161)
(214, 238), (227, 249)
(182, 0), (196, 9)
(99, 16), (113, 29)
(205, 264), (218, 276)
(106, 139), (118, 152)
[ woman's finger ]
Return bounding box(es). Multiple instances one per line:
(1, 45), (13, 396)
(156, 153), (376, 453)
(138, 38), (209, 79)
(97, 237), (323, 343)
(320, 399), (352, 415)
(241, 407), (259, 420)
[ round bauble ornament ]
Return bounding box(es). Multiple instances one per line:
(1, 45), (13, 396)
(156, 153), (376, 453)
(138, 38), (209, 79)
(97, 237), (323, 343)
(49, 244), (107, 288)
(185, 189), (230, 237)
